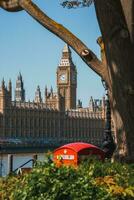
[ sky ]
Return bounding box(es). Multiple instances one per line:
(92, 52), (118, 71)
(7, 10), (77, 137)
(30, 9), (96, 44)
(0, 0), (105, 107)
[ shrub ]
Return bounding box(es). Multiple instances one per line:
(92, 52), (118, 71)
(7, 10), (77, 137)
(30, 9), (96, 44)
(0, 158), (133, 200)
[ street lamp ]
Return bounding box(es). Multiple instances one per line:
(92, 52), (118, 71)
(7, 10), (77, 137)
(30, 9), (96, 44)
(101, 79), (116, 159)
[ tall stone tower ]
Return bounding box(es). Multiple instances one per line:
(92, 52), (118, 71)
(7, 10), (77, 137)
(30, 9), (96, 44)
(15, 73), (25, 102)
(57, 44), (77, 110)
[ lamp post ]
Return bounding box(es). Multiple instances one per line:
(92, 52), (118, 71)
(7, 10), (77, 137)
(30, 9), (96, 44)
(101, 79), (116, 159)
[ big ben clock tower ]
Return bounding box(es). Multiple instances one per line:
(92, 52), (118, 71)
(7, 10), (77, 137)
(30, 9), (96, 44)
(57, 44), (77, 110)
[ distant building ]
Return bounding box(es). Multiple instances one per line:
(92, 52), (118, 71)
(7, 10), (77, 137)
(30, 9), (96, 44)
(0, 45), (106, 149)
(15, 72), (25, 102)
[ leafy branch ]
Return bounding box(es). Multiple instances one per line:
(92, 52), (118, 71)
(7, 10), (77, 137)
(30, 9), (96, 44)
(61, 0), (94, 9)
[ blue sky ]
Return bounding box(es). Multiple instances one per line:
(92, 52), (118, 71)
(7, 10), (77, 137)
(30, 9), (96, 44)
(0, 0), (104, 106)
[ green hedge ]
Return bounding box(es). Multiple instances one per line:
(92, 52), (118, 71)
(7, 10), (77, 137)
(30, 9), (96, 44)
(0, 158), (134, 200)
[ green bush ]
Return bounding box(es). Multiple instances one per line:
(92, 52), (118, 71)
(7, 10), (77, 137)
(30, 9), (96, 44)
(0, 158), (134, 200)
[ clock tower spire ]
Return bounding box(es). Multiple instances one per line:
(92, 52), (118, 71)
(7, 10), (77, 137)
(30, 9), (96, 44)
(57, 44), (77, 110)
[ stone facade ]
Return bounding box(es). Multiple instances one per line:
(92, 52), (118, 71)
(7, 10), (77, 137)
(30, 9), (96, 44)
(0, 45), (106, 148)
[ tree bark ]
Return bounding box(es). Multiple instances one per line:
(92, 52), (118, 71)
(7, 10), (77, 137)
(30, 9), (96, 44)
(0, 0), (22, 12)
(95, 0), (134, 161)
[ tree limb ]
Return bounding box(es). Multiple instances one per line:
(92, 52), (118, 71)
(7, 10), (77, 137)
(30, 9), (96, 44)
(0, 0), (22, 12)
(18, 0), (107, 79)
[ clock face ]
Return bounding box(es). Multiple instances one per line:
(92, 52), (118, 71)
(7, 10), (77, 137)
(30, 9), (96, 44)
(60, 74), (66, 81)
(59, 73), (67, 83)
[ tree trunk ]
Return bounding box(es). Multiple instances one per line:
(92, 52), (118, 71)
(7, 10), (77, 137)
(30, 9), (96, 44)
(95, 0), (134, 161)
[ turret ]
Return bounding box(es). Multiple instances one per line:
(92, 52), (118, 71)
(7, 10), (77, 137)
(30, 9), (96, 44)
(8, 79), (12, 100)
(89, 96), (94, 112)
(2, 78), (5, 90)
(45, 86), (48, 97)
(35, 85), (42, 103)
(0, 79), (11, 113)
(50, 86), (53, 96)
(15, 73), (25, 102)
(77, 99), (82, 108)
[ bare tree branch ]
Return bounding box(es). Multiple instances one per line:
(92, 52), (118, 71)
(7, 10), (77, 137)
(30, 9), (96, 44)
(0, 0), (108, 80)
(18, 0), (107, 79)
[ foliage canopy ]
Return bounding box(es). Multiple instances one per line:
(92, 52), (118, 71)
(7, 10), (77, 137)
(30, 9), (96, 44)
(0, 158), (134, 200)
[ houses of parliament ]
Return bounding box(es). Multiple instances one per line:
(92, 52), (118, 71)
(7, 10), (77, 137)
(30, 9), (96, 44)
(0, 45), (106, 149)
